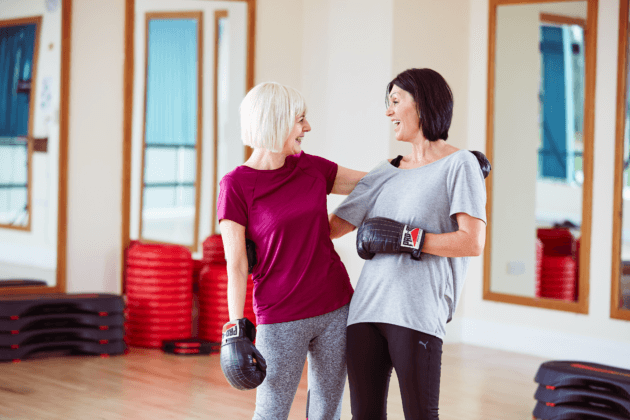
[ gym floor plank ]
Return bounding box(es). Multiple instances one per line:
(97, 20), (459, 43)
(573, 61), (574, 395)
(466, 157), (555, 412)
(0, 343), (546, 420)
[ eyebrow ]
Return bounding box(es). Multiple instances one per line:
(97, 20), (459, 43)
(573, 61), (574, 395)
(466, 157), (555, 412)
(388, 91), (398, 98)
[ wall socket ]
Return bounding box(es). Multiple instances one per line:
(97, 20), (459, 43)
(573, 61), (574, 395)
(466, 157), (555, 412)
(507, 261), (526, 275)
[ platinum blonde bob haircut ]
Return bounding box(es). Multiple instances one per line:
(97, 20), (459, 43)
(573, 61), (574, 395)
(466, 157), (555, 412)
(240, 82), (307, 153)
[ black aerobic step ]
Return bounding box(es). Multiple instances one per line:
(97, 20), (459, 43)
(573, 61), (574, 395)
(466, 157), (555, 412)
(0, 280), (48, 288)
(0, 313), (124, 332)
(0, 327), (124, 347)
(535, 361), (630, 400)
(533, 400), (630, 420)
(0, 340), (126, 362)
(0, 293), (124, 318)
(535, 386), (630, 417)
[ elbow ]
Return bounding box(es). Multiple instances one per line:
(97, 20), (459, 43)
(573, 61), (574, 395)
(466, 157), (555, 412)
(470, 237), (485, 257)
(471, 243), (484, 257)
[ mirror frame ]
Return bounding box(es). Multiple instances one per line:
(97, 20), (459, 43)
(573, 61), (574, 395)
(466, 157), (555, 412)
(1, 0), (71, 296)
(121, 0), (257, 290)
(483, 0), (598, 313)
(611, 0), (630, 321)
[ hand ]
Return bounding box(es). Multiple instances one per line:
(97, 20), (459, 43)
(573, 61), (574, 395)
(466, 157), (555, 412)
(220, 318), (267, 390)
(469, 150), (491, 179)
(356, 217), (425, 260)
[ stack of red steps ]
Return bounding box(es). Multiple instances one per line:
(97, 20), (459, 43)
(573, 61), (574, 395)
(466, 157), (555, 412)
(536, 228), (578, 302)
(125, 242), (193, 348)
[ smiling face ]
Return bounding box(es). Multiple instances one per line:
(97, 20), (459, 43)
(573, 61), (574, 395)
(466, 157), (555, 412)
(386, 85), (422, 142)
(281, 113), (311, 155)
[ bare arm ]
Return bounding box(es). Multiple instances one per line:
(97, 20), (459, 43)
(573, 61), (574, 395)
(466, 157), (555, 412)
(329, 213), (356, 239)
(219, 219), (249, 320)
(421, 213), (486, 258)
(331, 165), (367, 195)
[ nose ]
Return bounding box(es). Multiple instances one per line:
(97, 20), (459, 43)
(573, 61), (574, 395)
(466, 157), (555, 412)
(303, 119), (311, 132)
(385, 104), (393, 117)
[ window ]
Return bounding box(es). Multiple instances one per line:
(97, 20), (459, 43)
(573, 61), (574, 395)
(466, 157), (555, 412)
(139, 15), (202, 250)
(0, 19), (40, 230)
(538, 21), (585, 185)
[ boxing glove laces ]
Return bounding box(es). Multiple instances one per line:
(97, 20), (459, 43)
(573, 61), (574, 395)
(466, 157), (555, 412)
(220, 318), (267, 390)
(356, 217), (425, 261)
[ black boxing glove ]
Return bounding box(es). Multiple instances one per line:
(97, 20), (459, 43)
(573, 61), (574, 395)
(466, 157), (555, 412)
(220, 318), (266, 390)
(469, 150), (491, 179)
(245, 238), (257, 274)
(356, 217), (425, 261)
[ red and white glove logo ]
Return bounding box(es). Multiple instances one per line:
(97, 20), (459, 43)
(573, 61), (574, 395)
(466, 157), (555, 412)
(222, 322), (240, 344)
(401, 225), (422, 250)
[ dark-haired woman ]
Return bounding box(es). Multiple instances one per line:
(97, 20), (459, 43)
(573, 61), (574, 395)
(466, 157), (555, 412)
(329, 68), (488, 419)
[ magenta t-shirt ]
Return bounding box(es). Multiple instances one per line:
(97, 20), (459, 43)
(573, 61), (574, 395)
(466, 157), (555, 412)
(217, 151), (353, 324)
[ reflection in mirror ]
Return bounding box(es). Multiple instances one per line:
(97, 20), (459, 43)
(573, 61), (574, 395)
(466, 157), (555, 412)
(0, 0), (66, 290)
(128, 0), (248, 257)
(485, 0), (594, 312)
(612, 0), (630, 320)
(212, 10), (245, 236)
(138, 12), (203, 249)
(0, 17), (39, 231)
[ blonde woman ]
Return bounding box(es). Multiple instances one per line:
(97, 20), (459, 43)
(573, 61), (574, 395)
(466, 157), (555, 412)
(217, 82), (366, 420)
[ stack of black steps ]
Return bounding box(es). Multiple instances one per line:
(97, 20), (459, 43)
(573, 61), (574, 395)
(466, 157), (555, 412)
(534, 360), (630, 419)
(0, 293), (125, 362)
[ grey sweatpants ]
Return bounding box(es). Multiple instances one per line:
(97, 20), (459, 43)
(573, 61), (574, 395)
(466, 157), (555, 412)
(252, 304), (349, 420)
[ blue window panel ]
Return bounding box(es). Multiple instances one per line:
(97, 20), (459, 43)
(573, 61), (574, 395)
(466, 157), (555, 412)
(540, 26), (568, 180)
(141, 18), (198, 246)
(144, 19), (198, 147)
(0, 24), (36, 137)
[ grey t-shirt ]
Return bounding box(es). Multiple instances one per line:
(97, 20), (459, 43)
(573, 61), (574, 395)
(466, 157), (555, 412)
(333, 150), (487, 339)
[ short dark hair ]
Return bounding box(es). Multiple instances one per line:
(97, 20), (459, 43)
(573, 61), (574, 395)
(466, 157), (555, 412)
(386, 68), (453, 141)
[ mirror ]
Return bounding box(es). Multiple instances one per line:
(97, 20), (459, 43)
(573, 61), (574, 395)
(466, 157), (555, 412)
(122, 0), (254, 267)
(484, 0), (596, 312)
(612, 0), (630, 321)
(0, 0), (69, 293)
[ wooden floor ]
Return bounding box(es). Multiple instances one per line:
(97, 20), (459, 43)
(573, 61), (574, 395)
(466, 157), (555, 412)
(0, 343), (546, 419)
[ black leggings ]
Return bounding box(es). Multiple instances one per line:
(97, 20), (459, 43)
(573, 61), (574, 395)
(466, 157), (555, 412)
(346, 323), (443, 420)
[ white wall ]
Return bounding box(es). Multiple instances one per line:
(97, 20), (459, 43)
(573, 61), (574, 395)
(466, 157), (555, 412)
(462, 0), (630, 369)
(392, 0), (471, 153)
(66, 0), (125, 293)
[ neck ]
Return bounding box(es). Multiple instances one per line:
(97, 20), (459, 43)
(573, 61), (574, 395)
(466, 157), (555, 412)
(245, 148), (290, 170)
(406, 138), (445, 164)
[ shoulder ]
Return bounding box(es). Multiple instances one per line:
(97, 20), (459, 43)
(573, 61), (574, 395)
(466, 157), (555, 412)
(357, 160), (396, 186)
(299, 152), (336, 168)
(443, 150), (479, 172)
(444, 150), (486, 187)
(220, 166), (254, 191)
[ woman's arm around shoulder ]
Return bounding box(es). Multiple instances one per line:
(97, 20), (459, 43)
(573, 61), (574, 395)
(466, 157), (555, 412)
(331, 165), (367, 195)
(329, 213), (356, 239)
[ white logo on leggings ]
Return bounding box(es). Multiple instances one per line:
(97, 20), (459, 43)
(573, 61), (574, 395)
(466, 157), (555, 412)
(419, 340), (428, 349)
